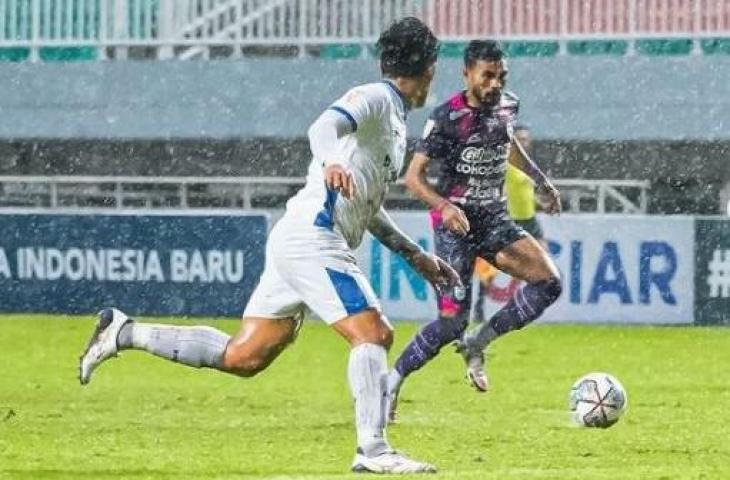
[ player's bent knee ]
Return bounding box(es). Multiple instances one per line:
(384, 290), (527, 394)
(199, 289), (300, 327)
(224, 356), (269, 377)
(521, 276), (562, 320)
(221, 349), (273, 378)
(334, 308), (394, 349)
(544, 276), (563, 303)
(361, 319), (393, 349)
(377, 325), (394, 349)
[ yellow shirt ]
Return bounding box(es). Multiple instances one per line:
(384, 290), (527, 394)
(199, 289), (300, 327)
(504, 163), (536, 220)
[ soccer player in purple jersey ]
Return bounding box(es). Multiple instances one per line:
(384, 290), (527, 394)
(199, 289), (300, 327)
(387, 40), (562, 421)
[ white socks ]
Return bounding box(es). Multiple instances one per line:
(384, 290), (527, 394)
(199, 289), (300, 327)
(348, 343), (391, 457)
(118, 322), (230, 369)
(386, 369), (403, 395)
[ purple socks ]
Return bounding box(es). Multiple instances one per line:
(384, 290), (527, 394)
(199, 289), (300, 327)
(463, 277), (562, 353)
(394, 316), (468, 378)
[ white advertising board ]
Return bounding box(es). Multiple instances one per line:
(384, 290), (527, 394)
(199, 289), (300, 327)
(354, 212), (695, 324)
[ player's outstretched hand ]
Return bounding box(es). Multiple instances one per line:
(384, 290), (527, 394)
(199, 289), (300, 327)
(538, 181), (562, 215)
(441, 202), (470, 236)
(324, 164), (355, 200)
(410, 251), (463, 295)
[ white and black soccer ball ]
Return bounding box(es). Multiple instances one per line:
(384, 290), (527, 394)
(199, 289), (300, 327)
(569, 372), (627, 428)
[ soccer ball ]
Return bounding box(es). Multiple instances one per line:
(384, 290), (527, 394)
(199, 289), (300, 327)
(569, 372), (627, 428)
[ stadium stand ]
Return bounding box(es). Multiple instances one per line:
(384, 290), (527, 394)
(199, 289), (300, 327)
(0, 0), (728, 61)
(0, 1), (728, 215)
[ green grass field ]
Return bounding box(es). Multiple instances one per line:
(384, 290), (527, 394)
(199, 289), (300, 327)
(0, 316), (728, 480)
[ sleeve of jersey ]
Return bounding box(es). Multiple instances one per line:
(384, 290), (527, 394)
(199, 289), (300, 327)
(307, 109), (354, 166)
(414, 110), (447, 159)
(328, 86), (385, 134)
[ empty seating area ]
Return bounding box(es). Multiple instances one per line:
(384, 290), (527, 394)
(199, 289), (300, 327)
(0, 0), (729, 61)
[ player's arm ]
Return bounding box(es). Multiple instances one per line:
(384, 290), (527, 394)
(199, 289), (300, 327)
(508, 137), (562, 214)
(308, 87), (385, 199)
(404, 121), (470, 235)
(308, 109), (356, 199)
(368, 207), (461, 293)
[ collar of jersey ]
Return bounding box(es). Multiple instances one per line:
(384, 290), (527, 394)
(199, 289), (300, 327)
(461, 90), (499, 115)
(381, 80), (409, 120)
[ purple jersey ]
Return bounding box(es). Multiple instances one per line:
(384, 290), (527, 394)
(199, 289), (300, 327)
(416, 90), (519, 221)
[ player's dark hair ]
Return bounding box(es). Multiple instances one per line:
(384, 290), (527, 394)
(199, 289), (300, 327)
(376, 17), (439, 77)
(464, 40), (505, 68)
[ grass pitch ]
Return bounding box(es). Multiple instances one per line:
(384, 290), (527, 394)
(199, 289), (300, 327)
(0, 316), (728, 480)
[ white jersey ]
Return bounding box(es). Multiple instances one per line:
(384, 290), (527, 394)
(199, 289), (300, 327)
(281, 81), (408, 249)
(243, 81), (409, 324)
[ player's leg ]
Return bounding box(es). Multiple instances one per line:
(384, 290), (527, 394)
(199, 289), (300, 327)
(473, 257), (499, 324)
(333, 308), (436, 474)
(79, 245), (302, 384)
(220, 316), (300, 376)
(78, 307), (228, 384)
(389, 282), (472, 389)
(332, 309), (393, 458)
(461, 230), (562, 389)
(283, 248), (435, 474)
(387, 227), (475, 418)
(470, 227), (560, 347)
(78, 308), (299, 384)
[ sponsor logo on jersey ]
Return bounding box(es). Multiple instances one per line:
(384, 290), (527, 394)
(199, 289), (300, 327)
(463, 185), (501, 200)
(456, 146), (507, 176)
(460, 145), (506, 164)
(456, 162), (506, 176)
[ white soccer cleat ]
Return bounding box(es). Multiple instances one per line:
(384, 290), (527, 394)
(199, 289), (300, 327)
(456, 341), (489, 393)
(465, 352), (489, 393)
(351, 449), (437, 474)
(78, 308), (130, 385)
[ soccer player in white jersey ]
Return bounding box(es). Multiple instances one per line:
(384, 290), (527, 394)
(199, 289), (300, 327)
(78, 18), (458, 474)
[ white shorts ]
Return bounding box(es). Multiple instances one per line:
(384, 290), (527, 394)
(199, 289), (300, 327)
(243, 219), (383, 325)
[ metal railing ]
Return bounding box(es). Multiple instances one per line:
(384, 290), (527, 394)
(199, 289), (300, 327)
(0, 175), (651, 214)
(0, 0), (728, 61)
